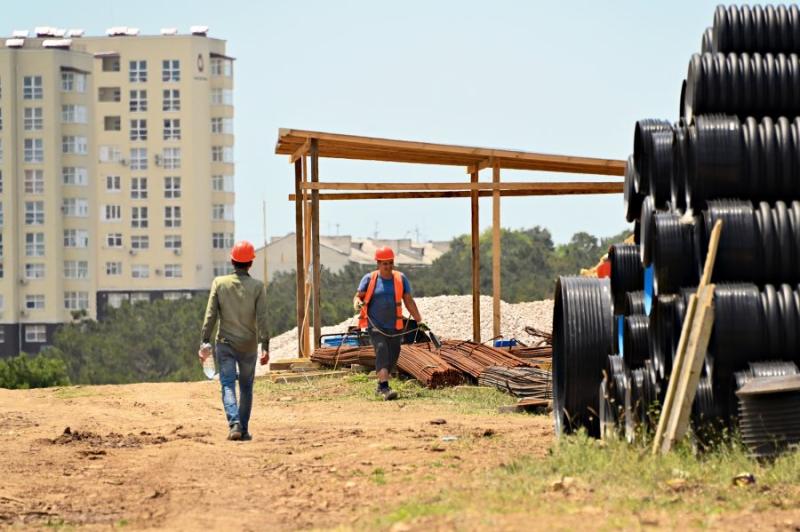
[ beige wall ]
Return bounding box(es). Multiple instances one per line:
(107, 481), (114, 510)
(251, 235), (351, 282)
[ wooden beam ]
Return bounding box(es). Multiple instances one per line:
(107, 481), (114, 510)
(311, 139), (322, 349)
(288, 184), (623, 201)
(293, 159), (306, 358)
(471, 170), (481, 343)
(302, 156), (311, 357)
(466, 159), (493, 174)
(300, 181), (621, 192)
(492, 162), (501, 340)
(290, 139), (311, 163)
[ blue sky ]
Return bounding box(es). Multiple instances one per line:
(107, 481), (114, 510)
(6, 1), (723, 244)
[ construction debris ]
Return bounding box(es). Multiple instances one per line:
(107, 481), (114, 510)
(397, 345), (464, 388)
(478, 366), (553, 400)
(438, 340), (530, 380)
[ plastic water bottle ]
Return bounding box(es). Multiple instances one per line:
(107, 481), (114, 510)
(200, 343), (216, 379)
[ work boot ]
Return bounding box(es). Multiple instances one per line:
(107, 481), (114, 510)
(240, 432), (252, 442)
(228, 422), (243, 441)
(377, 386), (398, 401)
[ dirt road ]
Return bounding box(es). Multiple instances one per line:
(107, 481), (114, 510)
(0, 378), (552, 530)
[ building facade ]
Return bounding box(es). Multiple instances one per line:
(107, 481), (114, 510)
(0, 28), (234, 356)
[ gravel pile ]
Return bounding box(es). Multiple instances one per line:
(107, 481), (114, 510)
(261, 295), (553, 375)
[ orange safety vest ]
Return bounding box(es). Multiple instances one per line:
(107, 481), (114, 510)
(359, 270), (405, 330)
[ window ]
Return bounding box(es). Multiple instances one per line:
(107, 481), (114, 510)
(102, 56), (120, 72)
(63, 229), (89, 248)
(131, 177), (148, 199)
(211, 117), (234, 134)
(25, 325), (47, 343)
(23, 76), (43, 100)
(24, 139), (44, 163)
(212, 204), (235, 221)
(25, 295), (45, 310)
(62, 198), (89, 217)
(105, 175), (121, 192)
(164, 177), (181, 198)
(105, 262), (122, 276)
(61, 71), (87, 93)
(163, 89), (180, 111)
(163, 119), (181, 140)
(64, 291), (89, 311)
(162, 59), (180, 82)
(99, 86), (121, 102)
(99, 146), (122, 163)
(131, 235), (149, 249)
(164, 264), (182, 278)
(24, 108), (43, 130)
(0, 170), (3, 193)
(210, 57), (233, 77)
(129, 60), (147, 82)
(26, 233), (45, 256)
(211, 88), (233, 105)
(131, 206), (148, 228)
(25, 263), (45, 280)
(212, 146), (234, 163)
(213, 262), (233, 276)
(104, 116), (121, 131)
(0, 108), (2, 131)
(24, 170), (44, 194)
(106, 233), (123, 248)
(212, 232), (234, 249)
(0, 203), (3, 227)
(62, 104), (87, 123)
(130, 89), (147, 112)
(108, 293), (129, 309)
(130, 148), (147, 170)
(64, 260), (89, 279)
(130, 119), (147, 141)
(164, 235), (182, 249)
(164, 206), (181, 227)
(0, 139), (2, 162)
(103, 204), (122, 221)
(62, 136), (88, 155)
(25, 201), (44, 225)
(163, 148), (181, 169)
(132, 265), (150, 279)
(62, 167), (88, 186)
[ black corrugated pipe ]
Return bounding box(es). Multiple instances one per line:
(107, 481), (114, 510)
(712, 5), (800, 54)
(553, 276), (614, 438)
(701, 27), (714, 53)
(633, 119), (673, 188)
(624, 290), (645, 316)
(684, 115), (744, 209)
(647, 130), (674, 208)
(639, 196), (656, 266)
(671, 123), (689, 212)
(609, 243), (643, 314)
(648, 292), (689, 384)
(624, 155), (644, 223)
(651, 212), (697, 295)
(628, 360), (660, 435)
(622, 315), (650, 369)
(696, 200), (762, 284)
(684, 53), (800, 122)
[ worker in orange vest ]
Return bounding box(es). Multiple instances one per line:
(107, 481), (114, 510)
(354, 246), (426, 400)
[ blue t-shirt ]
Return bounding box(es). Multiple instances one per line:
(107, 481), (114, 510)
(358, 272), (412, 330)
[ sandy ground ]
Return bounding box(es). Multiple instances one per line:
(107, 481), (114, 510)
(0, 379), (553, 530)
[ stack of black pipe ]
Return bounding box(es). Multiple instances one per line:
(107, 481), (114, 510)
(553, 5), (800, 447)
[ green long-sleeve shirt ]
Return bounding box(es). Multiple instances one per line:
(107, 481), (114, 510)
(201, 269), (270, 353)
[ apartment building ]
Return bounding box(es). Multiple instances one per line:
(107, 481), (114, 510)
(0, 27), (234, 356)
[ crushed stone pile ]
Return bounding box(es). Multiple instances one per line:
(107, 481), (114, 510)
(261, 295), (553, 375)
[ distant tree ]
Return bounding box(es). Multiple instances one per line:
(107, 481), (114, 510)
(0, 353), (71, 389)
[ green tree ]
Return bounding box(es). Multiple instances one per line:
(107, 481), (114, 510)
(0, 353), (71, 389)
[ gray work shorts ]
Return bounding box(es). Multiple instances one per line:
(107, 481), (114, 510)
(368, 326), (402, 372)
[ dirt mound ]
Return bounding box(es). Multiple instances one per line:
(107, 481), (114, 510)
(50, 426), (168, 448)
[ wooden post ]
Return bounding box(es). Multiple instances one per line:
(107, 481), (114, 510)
(293, 159), (305, 357)
(302, 156), (311, 357)
(310, 139), (322, 349)
(470, 169), (481, 343)
(492, 161), (501, 339)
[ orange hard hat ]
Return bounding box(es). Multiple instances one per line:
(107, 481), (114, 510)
(374, 246), (395, 261)
(230, 241), (256, 262)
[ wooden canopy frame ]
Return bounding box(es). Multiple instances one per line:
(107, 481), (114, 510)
(275, 128), (625, 357)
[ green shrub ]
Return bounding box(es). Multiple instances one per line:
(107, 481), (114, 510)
(0, 353), (71, 389)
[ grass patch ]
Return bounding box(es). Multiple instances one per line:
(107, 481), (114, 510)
(52, 386), (97, 400)
(375, 432), (800, 528)
(371, 467), (387, 485)
(255, 373), (517, 415)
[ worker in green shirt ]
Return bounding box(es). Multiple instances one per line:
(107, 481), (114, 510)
(200, 241), (270, 441)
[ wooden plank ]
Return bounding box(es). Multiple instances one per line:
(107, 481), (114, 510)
(302, 156), (311, 357)
(471, 170), (481, 343)
(466, 159), (493, 174)
(293, 159), (306, 358)
(288, 185), (624, 201)
(267, 370), (351, 384)
(311, 139), (322, 349)
(275, 128), (626, 175)
(290, 139), (310, 163)
(492, 162), (501, 339)
(301, 181), (622, 192)
(660, 285), (715, 453)
(653, 219), (723, 455)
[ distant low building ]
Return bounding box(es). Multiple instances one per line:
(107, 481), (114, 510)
(250, 234), (451, 282)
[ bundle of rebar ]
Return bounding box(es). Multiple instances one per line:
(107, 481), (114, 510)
(439, 340), (530, 379)
(397, 344), (464, 388)
(311, 346), (375, 369)
(478, 366), (553, 400)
